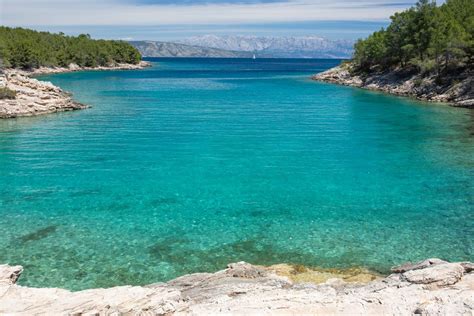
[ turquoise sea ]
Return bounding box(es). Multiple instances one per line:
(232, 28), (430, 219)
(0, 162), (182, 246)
(0, 58), (473, 290)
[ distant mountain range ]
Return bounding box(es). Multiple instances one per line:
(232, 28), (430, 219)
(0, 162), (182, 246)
(179, 35), (354, 58)
(130, 35), (354, 59)
(129, 41), (252, 58)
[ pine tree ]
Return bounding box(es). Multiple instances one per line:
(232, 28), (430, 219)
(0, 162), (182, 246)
(0, 27), (142, 70)
(352, 0), (473, 75)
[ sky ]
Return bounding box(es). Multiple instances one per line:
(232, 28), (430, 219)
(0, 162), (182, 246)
(0, 0), (420, 41)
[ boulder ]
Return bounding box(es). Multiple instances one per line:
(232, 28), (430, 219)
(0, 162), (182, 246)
(401, 262), (465, 286)
(0, 264), (23, 285)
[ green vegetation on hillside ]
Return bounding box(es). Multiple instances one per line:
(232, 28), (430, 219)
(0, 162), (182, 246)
(0, 27), (141, 69)
(353, 0), (474, 75)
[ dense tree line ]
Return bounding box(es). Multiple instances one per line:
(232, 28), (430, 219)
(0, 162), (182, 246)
(353, 0), (474, 75)
(0, 27), (142, 69)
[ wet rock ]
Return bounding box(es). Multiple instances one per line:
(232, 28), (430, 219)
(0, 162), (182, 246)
(391, 258), (448, 273)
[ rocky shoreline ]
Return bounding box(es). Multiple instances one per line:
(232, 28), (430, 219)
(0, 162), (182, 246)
(0, 258), (472, 315)
(312, 64), (474, 109)
(27, 60), (152, 76)
(0, 61), (151, 118)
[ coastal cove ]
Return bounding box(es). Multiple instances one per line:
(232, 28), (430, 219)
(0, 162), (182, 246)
(0, 58), (473, 291)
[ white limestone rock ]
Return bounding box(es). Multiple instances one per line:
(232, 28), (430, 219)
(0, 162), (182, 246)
(313, 65), (474, 108)
(401, 263), (465, 286)
(0, 258), (472, 315)
(392, 258), (448, 273)
(0, 264), (23, 285)
(0, 62), (152, 118)
(0, 70), (87, 118)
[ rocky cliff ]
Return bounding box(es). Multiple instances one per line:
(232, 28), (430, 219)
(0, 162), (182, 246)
(313, 65), (474, 108)
(0, 259), (472, 315)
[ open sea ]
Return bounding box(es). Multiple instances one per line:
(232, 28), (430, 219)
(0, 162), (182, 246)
(0, 58), (472, 290)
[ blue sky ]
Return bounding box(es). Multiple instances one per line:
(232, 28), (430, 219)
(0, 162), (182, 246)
(0, 0), (420, 41)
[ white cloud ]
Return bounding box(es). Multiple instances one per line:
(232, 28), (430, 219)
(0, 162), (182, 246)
(0, 0), (412, 26)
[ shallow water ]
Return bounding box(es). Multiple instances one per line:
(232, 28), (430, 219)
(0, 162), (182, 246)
(0, 58), (472, 290)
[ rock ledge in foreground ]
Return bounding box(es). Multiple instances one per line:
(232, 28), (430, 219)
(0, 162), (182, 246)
(0, 259), (472, 315)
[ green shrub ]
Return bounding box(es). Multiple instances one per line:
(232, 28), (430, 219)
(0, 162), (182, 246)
(0, 87), (17, 100)
(413, 78), (424, 87)
(412, 58), (436, 75)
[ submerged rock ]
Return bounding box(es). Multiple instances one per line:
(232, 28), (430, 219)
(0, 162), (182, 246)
(266, 263), (380, 284)
(0, 258), (472, 315)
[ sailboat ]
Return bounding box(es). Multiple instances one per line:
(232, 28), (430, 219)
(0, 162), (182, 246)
(252, 54), (256, 60)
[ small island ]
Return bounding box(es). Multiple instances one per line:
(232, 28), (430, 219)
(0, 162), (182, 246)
(0, 27), (149, 118)
(313, 0), (473, 108)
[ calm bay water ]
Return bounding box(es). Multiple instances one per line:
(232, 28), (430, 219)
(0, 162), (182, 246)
(0, 58), (473, 290)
